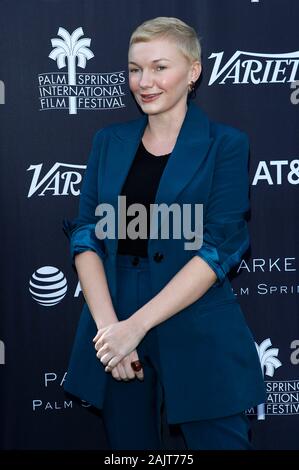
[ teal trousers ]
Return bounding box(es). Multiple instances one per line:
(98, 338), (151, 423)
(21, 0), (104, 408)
(101, 254), (252, 450)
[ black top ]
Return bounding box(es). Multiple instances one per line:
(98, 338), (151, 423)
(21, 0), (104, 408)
(117, 140), (171, 257)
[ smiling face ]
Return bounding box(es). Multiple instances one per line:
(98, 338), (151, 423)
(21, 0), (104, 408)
(128, 37), (201, 116)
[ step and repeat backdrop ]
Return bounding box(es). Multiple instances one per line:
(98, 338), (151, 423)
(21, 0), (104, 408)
(0, 0), (298, 450)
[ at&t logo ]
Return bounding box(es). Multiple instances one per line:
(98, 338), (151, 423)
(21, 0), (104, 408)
(29, 266), (68, 306)
(252, 159), (299, 185)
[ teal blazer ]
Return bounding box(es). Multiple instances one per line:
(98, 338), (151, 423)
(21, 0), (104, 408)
(63, 100), (266, 424)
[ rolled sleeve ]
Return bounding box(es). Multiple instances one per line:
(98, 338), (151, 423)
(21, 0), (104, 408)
(63, 219), (106, 265)
(196, 131), (250, 286)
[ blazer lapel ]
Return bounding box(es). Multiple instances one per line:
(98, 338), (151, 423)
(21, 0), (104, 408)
(99, 115), (147, 254)
(100, 101), (213, 253)
(150, 101), (213, 238)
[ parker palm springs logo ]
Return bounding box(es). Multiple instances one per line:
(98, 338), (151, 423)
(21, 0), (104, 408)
(208, 50), (299, 85)
(255, 338), (282, 420)
(38, 27), (126, 114)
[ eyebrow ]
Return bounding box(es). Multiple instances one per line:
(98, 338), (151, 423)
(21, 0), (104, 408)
(128, 58), (171, 65)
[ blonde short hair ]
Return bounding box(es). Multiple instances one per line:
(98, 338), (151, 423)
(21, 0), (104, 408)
(129, 17), (201, 64)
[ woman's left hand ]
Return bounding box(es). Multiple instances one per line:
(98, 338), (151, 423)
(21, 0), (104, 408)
(93, 317), (146, 372)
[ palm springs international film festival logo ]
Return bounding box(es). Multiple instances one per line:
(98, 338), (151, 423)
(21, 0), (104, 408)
(208, 50), (299, 85)
(29, 266), (68, 306)
(248, 338), (299, 419)
(38, 27), (126, 114)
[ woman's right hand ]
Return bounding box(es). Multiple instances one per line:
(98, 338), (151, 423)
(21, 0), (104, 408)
(110, 349), (144, 382)
(93, 319), (144, 382)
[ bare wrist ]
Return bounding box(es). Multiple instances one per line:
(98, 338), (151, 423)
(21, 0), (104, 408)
(130, 308), (152, 335)
(94, 311), (118, 330)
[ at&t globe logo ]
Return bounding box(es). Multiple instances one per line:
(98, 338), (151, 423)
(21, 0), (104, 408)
(29, 266), (68, 306)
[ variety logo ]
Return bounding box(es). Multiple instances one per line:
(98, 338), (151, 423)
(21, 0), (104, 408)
(252, 159), (299, 185)
(208, 50), (299, 86)
(29, 266), (68, 306)
(27, 162), (85, 197)
(38, 27), (126, 114)
(0, 80), (4, 104)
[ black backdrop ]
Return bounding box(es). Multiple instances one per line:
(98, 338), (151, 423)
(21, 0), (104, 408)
(0, 0), (298, 450)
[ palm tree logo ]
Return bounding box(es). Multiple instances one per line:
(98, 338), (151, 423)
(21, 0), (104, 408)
(49, 27), (94, 114)
(255, 338), (282, 420)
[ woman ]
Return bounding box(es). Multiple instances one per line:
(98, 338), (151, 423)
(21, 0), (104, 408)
(63, 17), (266, 450)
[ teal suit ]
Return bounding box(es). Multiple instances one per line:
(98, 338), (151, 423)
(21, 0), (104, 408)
(63, 100), (266, 424)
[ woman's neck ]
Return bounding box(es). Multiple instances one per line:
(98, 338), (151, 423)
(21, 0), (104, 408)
(145, 100), (188, 143)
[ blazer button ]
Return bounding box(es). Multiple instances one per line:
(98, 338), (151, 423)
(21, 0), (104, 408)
(153, 252), (164, 263)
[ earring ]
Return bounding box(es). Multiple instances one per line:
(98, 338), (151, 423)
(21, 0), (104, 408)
(188, 80), (195, 93)
(188, 80), (196, 98)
